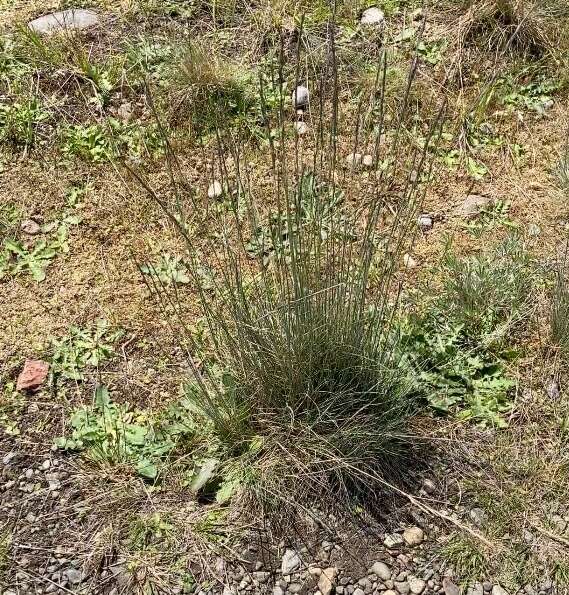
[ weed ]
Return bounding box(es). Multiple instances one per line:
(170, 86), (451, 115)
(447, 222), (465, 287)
(416, 39), (448, 66)
(442, 535), (488, 583)
(50, 320), (123, 381)
(56, 386), (197, 480)
(0, 381), (24, 436)
(128, 513), (173, 551)
(62, 124), (110, 162)
(0, 97), (49, 151)
(551, 250), (569, 354)
(461, 199), (516, 236)
(140, 254), (190, 285)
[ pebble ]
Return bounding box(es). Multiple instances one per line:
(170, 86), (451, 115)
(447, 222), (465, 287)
(403, 527), (424, 547)
(362, 154), (374, 167)
(395, 582), (411, 595)
(545, 377), (561, 399)
(21, 219), (41, 235)
(345, 152), (363, 167)
(370, 561), (391, 581)
(467, 584), (484, 595)
(207, 181), (223, 199)
(483, 582), (493, 592)
(443, 578), (460, 595)
(294, 121), (309, 135)
(65, 568), (83, 584)
(41, 460), (51, 471)
(384, 533), (405, 548)
(403, 254), (418, 269)
(454, 194), (493, 219)
(360, 7), (385, 26)
(318, 567), (338, 595)
(492, 586), (509, 595)
(417, 214), (433, 231)
(353, 589), (365, 595)
(409, 578), (426, 594)
(292, 86), (309, 109)
(469, 508), (486, 527)
(28, 9), (99, 34)
(281, 549), (302, 575)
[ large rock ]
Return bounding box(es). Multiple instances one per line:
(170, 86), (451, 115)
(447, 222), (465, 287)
(28, 10), (100, 34)
(370, 561), (391, 581)
(361, 7), (385, 26)
(403, 527), (424, 546)
(292, 86), (309, 109)
(16, 360), (49, 392)
(318, 567), (338, 595)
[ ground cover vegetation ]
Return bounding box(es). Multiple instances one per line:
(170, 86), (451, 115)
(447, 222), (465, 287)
(1, 0), (569, 593)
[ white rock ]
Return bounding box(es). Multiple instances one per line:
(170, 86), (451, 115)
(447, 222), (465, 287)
(383, 533), (404, 548)
(403, 526), (424, 546)
(370, 561), (391, 581)
(403, 254), (418, 269)
(466, 584), (484, 595)
(422, 478), (436, 494)
(492, 586), (509, 595)
(281, 548), (301, 575)
(21, 219), (41, 235)
(28, 9), (99, 34)
(455, 194), (493, 218)
(318, 567), (338, 595)
(207, 181), (223, 199)
(361, 7), (385, 26)
(345, 152), (362, 167)
(417, 214), (433, 231)
(362, 154), (374, 167)
(409, 577), (426, 594)
(294, 121), (309, 135)
(292, 86), (309, 109)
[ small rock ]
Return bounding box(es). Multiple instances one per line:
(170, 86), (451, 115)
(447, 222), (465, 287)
(417, 214), (433, 231)
(443, 578), (460, 595)
(28, 9), (99, 34)
(362, 154), (374, 168)
(402, 254), (418, 269)
(207, 181), (223, 199)
(469, 508), (486, 527)
(65, 568), (83, 585)
(545, 377), (561, 399)
(528, 223), (541, 236)
(253, 571), (270, 584)
(345, 152), (362, 167)
(117, 102), (133, 123)
(455, 194), (493, 219)
(292, 86), (309, 109)
(41, 460), (51, 471)
(409, 578), (426, 594)
(273, 588), (285, 595)
(492, 586), (509, 595)
(318, 567), (338, 595)
(370, 562), (391, 581)
(422, 478), (436, 494)
(384, 533), (405, 548)
(281, 549), (302, 575)
(294, 121), (309, 135)
(16, 360), (49, 392)
(385, 592), (398, 595)
(482, 582), (493, 592)
(354, 589), (365, 595)
(21, 219), (41, 235)
(288, 583), (303, 593)
(395, 582), (411, 595)
(466, 584), (484, 595)
(360, 7), (385, 26)
(403, 527), (424, 547)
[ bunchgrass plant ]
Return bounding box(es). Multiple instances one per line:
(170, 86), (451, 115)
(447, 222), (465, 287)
(131, 30), (446, 524)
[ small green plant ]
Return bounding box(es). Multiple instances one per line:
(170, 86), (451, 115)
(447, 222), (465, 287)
(0, 98), (48, 150)
(56, 386), (197, 480)
(416, 39), (448, 65)
(140, 254), (190, 285)
(442, 535), (488, 583)
(128, 513), (173, 551)
(0, 381), (24, 436)
(501, 73), (559, 115)
(50, 320), (123, 381)
(0, 223), (70, 282)
(61, 123), (111, 162)
(461, 199), (516, 236)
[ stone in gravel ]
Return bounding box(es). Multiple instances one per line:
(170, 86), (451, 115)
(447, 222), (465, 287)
(370, 562), (391, 581)
(417, 214), (433, 231)
(65, 568), (83, 585)
(21, 219), (41, 235)
(545, 377), (561, 399)
(288, 583), (303, 593)
(483, 582), (493, 592)
(354, 589), (365, 595)
(469, 508), (486, 527)
(358, 577), (372, 590)
(362, 154), (374, 168)
(360, 7), (385, 26)
(318, 567), (338, 595)
(207, 181), (223, 199)
(16, 360), (49, 392)
(294, 121), (309, 135)
(385, 591), (397, 595)
(395, 582), (411, 595)
(345, 152), (363, 167)
(253, 571), (270, 583)
(403, 254), (418, 269)
(281, 549), (302, 574)
(41, 460), (51, 470)
(384, 533), (405, 548)
(492, 586), (509, 595)
(403, 527), (424, 546)
(466, 584), (484, 595)
(409, 578), (426, 594)
(273, 588), (285, 595)
(443, 578), (461, 595)
(28, 9), (99, 34)
(292, 86), (309, 109)
(455, 194), (493, 219)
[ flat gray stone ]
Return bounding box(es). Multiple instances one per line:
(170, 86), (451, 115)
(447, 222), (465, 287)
(28, 10), (100, 34)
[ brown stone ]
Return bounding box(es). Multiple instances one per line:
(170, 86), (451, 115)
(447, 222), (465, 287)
(16, 360), (49, 392)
